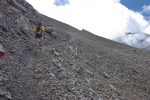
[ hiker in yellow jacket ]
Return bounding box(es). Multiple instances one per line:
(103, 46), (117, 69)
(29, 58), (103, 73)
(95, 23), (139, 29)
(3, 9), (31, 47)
(34, 23), (45, 47)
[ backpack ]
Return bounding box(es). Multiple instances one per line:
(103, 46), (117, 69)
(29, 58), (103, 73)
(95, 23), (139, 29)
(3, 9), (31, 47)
(36, 26), (42, 34)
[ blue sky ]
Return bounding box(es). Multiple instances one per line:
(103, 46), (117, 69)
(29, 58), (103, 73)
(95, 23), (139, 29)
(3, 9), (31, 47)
(121, 0), (150, 11)
(26, 0), (150, 39)
(53, 0), (150, 13)
(54, 0), (69, 6)
(121, 0), (150, 20)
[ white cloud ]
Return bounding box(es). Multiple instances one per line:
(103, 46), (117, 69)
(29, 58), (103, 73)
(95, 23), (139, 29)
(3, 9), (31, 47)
(113, 0), (121, 3)
(26, 0), (150, 39)
(142, 5), (150, 14)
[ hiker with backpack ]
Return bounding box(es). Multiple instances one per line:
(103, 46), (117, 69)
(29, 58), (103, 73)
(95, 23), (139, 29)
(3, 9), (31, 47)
(34, 23), (45, 47)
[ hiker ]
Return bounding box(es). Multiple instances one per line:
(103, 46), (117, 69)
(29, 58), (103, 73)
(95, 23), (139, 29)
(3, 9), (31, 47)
(0, 44), (6, 57)
(34, 23), (45, 47)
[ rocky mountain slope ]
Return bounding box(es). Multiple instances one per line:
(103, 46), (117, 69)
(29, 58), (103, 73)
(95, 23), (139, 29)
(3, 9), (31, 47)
(0, 0), (150, 100)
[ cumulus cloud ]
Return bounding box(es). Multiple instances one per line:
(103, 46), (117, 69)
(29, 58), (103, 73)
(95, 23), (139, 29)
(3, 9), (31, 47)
(113, 0), (121, 3)
(115, 32), (150, 49)
(54, 0), (69, 6)
(141, 5), (150, 22)
(142, 5), (150, 14)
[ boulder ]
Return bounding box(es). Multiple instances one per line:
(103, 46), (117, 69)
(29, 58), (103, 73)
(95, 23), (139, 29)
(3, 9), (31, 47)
(45, 26), (54, 33)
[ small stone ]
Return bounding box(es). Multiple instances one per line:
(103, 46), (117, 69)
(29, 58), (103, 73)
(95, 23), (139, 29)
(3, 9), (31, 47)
(114, 98), (120, 100)
(132, 49), (136, 52)
(49, 72), (55, 77)
(32, 74), (43, 79)
(69, 46), (74, 52)
(103, 72), (110, 78)
(98, 96), (104, 100)
(96, 55), (100, 58)
(52, 48), (59, 56)
(108, 84), (117, 91)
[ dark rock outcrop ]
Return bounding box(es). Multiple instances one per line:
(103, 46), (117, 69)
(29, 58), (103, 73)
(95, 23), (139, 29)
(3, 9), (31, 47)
(0, 0), (150, 100)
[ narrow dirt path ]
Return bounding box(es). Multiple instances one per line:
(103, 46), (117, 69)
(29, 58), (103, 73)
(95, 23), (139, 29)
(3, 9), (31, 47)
(19, 56), (41, 100)
(20, 33), (71, 100)
(13, 30), (74, 100)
